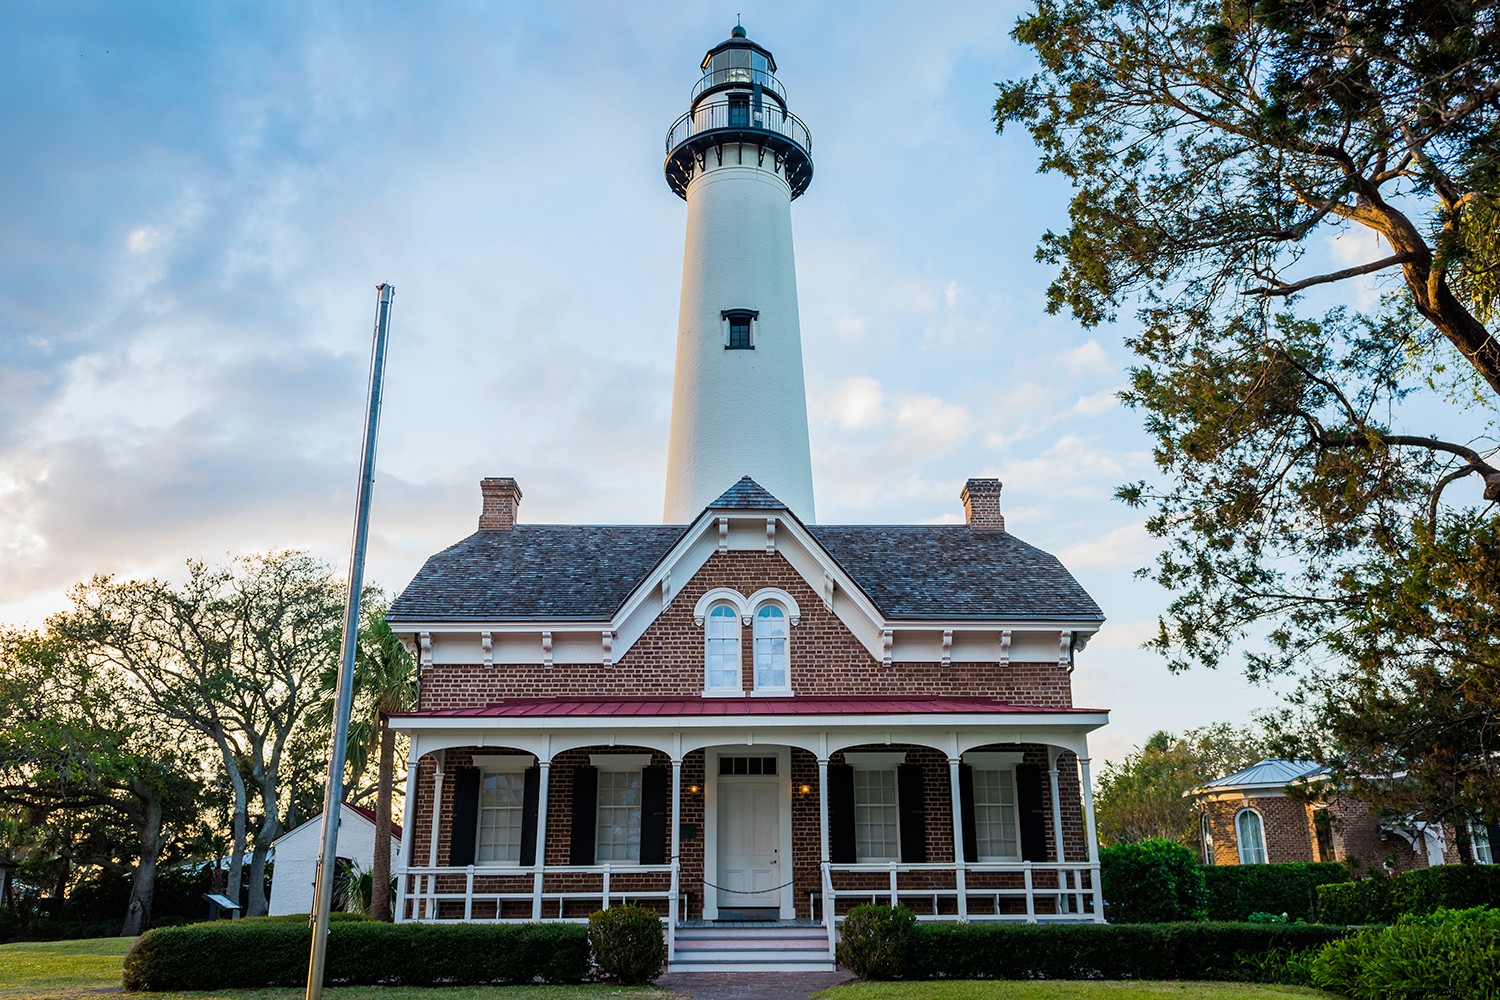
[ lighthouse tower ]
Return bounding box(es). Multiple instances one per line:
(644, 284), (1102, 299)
(662, 26), (817, 523)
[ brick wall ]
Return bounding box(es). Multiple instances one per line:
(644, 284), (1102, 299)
(1204, 795), (1313, 865)
(418, 550), (1073, 709)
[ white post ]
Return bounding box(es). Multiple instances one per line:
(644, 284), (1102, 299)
(1047, 750), (1067, 914)
(947, 755), (968, 920)
(394, 756), (420, 923)
(668, 755), (682, 962)
(818, 753), (835, 961)
(426, 751), (446, 920)
(532, 760), (551, 920)
(464, 866), (474, 921)
(1079, 755), (1105, 923)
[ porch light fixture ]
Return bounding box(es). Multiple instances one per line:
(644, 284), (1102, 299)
(688, 784), (702, 795)
(796, 783), (812, 798)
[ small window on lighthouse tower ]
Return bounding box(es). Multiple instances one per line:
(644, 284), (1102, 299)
(722, 309), (758, 350)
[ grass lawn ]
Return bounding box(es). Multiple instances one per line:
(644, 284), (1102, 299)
(0, 936), (682, 1000)
(818, 984), (1335, 1000)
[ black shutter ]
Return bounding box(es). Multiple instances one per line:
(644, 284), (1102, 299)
(640, 766), (668, 865)
(958, 763), (978, 863)
(518, 766), (541, 866)
(828, 763), (857, 863)
(569, 766), (598, 865)
(448, 767), (480, 867)
(1015, 763), (1048, 862)
(897, 762), (927, 863)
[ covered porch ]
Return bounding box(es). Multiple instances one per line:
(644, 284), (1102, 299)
(389, 695), (1108, 968)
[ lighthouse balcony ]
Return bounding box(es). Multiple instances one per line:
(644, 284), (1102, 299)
(664, 101), (813, 199)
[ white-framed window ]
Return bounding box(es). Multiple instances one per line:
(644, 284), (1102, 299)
(1472, 823), (1494, 865)
(753, 603), (789, 691)
(1236, 808), (1267, 864)
(722, 308), (758, 349)
(972, 768), (1021, 861)
(592, 754), (650, 863)
(854, 768), (900, 861)
(477, 771), (526, 864)
(705, 603), (741, 692)
(1201, 811), (1216, 865)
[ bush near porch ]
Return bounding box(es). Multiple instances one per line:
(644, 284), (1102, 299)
(835, 907), (1351, 981)
(1316, 864), (1500, 924)
(1099, 840), (1206, 922)
(121, 920), (590, 990)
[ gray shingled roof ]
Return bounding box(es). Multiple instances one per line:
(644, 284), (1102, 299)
(388, 520), (1102, 625)
(706, 476), (789, 510)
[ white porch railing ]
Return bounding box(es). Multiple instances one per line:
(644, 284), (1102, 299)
(396, 862), (675, 924)
(824, 860), (1103, 924)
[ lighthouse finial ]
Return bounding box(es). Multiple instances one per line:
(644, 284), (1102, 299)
(731, 17), (746, 38)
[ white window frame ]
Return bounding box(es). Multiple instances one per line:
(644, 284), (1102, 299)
(847, 752), (904, 862)
(471, 754), (532, 866)
(695, 588), (748, 697)
(964, 751), (1024, 862)
(748, 589), (798, 695)
(1236, 807), (1268, 865)
(1202, 810), (1216, 865)
(1472, 823), (1493, 865)
(703, 604), (742, 696)
(721, 308), (759, 349)
(591, 754), (651, 865)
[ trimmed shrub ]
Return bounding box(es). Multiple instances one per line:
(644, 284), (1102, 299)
(121, 919), (589, 990)
(1392, 864), (1500, 916)
(1099, 839), (1207, 923)
(1202, 862), (1350, 921)
(1308, 906), (1500, 999)
(1317, 876), (1393, 924)
(587, 904), (665, 985)
(836, 905), (919, 980)
(908, 921), (1352, 981)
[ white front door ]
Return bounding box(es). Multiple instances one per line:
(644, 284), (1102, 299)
(717, 777), (780, 907)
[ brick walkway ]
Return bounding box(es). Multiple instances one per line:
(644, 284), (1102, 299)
(656, 971), (854, 999)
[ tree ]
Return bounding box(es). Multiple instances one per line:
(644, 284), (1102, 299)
(1095, 724), (1270, 847)
(0, 627), (204, 935)
(55, 550), (345, 915)
(996, 0), (1500, 818)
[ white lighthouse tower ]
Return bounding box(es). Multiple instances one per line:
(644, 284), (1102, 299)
(662, 25), (817, 523)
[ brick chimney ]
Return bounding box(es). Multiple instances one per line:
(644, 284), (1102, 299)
(961, 478), (1005, 531)
(479, 477), (522, 531)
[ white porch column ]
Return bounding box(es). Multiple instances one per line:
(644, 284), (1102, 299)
(1047, 749), (1069, 913)
(668, 753), (683, 961)
(394, 754), (420, 923)
(531, 758), (552, 919)
(426, 751), (446, 919)
(947, 754), (968, 920)
(817, 751), (834, 960)
(1079, 753), (1105, 922)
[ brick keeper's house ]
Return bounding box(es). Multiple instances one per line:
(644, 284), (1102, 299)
(383, 25), (1110, 973)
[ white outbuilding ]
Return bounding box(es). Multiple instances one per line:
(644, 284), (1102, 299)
(268, 804), (402, 916)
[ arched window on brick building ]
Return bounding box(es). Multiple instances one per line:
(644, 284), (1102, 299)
(1236, 808), (1267, 864)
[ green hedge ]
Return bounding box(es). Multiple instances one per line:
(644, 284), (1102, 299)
(1099, 840), (1207, 923)
(1308, 906), (1500, 1000)
(587, 905), (665, 985)
(1316, 865), (1500, 924)
(1202, 862), (1350, 921)
(839, 918), (1350, 980)
(122, 920), (590, 990)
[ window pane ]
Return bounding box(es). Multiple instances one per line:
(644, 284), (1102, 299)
(1237, 811), (1266, 864)
(706, 605), (740, 689)
(596, 770), (643, 863)
(477, 771), (526, 864)
(972, 768), (1019, 860)
(853, 768), (899, 861)
(754, 605), (788, 689)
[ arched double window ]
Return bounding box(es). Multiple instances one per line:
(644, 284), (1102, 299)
(753, 603), (789, 692)
(1236, 808), (1267, 864)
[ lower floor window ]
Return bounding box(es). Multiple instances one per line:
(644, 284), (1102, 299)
(1237, 809), (1267, 864)
(596, 770), (643, 862)
(1473, 824), (1494, 865)
(854, 768), (899, 861)
(477, 771), (525, 864)
(972, 768), (1020, 860)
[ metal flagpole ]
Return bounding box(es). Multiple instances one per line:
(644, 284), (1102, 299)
(305, 283), (395, 1000)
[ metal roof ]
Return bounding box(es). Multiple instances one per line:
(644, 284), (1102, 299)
(391, 695), (1107, 720)
(1201, 758), (1326, 789)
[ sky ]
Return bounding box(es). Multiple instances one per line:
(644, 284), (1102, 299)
(1, 1), (1315, 768)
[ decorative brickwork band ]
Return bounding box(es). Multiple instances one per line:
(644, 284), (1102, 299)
(961, 478), (1005, 531)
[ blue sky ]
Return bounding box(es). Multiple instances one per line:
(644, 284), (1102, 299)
(1, 1), (1315, 766)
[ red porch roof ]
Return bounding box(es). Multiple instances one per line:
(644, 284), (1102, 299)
(391, 695), (1107, 720)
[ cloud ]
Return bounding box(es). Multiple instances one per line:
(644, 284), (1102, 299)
(1059, 339), (1111, 376)
(827, 376), (886, 430)
(894, 393), (969, 451)
(1057, 522), (1154, 569)
(1073, 387), (1123, 417)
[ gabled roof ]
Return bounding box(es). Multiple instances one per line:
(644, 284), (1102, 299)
(387, 478), (1102, 625)
(706, 476), (788, 510)
(1200, 758), (1325, 790)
